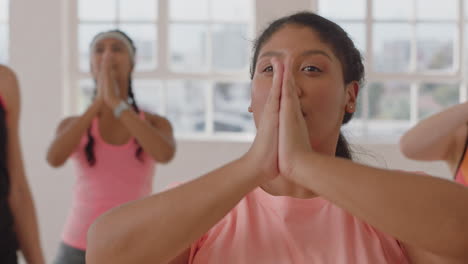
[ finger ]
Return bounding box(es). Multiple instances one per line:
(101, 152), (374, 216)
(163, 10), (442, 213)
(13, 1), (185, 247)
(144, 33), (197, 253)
(281, 63), (302, 118)
(264, 58), (283, 114)
(281, 66), (299, 104)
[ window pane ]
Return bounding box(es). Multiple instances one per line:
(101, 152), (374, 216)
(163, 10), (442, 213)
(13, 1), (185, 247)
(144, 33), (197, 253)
(212, 24), (250, 71)
(170, 0), (209, 21)
(417, 0), (457, 21)
(373, 0), (412, 20)
(167, 80), (207, 133)
(119, 0), (157, 21)
(119, 24), (157, 71)
(170, 23), (209, 72)
(465, 24), (468, 75)
(79, 0), (116, 21)
(367, 82), (411, 138)
(211, 0), (253, 21)
(214, 82), (254, 133)
(465, 0), (468, 21)
(418, 83), (459, 119)
(0, 0), (8, 22)
(79, 23), (116, 72)
(368, 82), (411, 120)
(416, 23), (455, 71)
(373, 23), (411, 72)
(0, 24), (8, 63)
(319, 0), (366, 20)
(340, 22), (366, 53)
(132, 80), (163, 115)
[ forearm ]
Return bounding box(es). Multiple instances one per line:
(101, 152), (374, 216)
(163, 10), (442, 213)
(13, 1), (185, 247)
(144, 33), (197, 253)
(9, 184), (44, 264)
(47, 101), (101, 166)
(400, 102), (468, 160)
(119, 109), (175, 162)
(87, 157), (261, 264)
(292, 153), (468, 259)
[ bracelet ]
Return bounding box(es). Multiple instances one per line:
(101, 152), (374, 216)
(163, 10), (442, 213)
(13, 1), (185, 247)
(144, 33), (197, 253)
(113, 101), (130, 119)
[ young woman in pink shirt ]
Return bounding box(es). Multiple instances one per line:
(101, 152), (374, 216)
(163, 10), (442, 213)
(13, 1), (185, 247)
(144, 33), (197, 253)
(47, 30), (176, 264)
(87, 13), (468, 264)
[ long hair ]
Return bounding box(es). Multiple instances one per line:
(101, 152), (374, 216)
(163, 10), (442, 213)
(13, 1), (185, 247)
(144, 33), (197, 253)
(0, 101), (9, 197)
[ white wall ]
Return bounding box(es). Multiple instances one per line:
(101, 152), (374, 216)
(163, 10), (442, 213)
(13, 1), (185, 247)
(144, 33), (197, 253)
(8, 0), (450, 262)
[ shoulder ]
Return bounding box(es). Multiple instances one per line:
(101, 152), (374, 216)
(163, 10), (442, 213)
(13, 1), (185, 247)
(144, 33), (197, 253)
(0, 65), (20, 110)
(0, 65), (18, 82)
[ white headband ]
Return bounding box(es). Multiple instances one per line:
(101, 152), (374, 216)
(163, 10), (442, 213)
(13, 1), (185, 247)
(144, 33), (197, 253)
(90, 32), (136, 64)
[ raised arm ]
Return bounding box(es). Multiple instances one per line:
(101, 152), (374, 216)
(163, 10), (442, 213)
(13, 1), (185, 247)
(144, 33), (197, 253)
(46, 99), (102, 167)
(112, 110), (176, 163)
(399, 102), (468, 165)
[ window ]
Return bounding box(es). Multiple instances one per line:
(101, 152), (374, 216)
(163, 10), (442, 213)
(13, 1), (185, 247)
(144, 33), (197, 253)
(0, 0), (9, 63)
(73, 0), (255, 139)
(318, 0), (463, 142)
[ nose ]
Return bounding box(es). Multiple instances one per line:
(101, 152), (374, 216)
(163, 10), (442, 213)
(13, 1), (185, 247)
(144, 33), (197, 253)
(282, 59), (304, 98)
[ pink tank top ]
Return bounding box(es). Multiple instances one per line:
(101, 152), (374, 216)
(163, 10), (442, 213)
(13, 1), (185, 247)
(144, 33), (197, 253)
(62, 113), (155, 249)
(188, 187), (409, 264)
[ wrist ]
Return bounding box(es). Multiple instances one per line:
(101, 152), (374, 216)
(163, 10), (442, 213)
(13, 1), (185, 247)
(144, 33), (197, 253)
(113, 100), (131, 119)
(108, 98), (121, 110)
(239, 153), (274, 185)
(285, 150), (317, 184)
(91, 98), (104, 112)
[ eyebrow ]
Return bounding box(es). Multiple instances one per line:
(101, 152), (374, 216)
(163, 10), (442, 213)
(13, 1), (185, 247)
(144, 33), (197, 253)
(259, 49), (333, 61)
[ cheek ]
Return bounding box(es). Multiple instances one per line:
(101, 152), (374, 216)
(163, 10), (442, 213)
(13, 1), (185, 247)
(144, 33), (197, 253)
(250, 78), (272, 126)
(117, 56), (133, 73)
(90, 58), (100, 77)
(304, 80), (347, 124)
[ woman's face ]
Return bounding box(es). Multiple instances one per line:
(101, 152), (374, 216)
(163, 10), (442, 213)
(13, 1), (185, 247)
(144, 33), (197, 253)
(90, 37), (133, 83)
(251, 24), (358, 154)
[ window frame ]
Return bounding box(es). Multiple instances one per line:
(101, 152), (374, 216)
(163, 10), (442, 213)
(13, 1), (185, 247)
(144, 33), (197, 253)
(315, 0), (467, 144)
(0, 0), (10, 64)
(68, 0), (256, 141)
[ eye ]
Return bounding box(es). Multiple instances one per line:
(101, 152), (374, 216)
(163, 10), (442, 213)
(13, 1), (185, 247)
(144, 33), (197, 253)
(262, 65), (273, 73)
(95, 47), (104, 54)
(113, 46), (124, 53)
(302, 65), (322, 72)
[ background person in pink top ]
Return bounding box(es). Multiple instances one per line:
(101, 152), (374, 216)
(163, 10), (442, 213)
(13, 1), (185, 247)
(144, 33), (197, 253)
(46, 30), (176, 264)
(400, 102), (468, 186)
(0, 66), (45, 264)
(87, 13), (468, 264)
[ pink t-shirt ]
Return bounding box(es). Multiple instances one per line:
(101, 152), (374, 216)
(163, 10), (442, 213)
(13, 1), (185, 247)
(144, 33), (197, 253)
(62, 114), (155, 250)
(189, 187), (409, 264)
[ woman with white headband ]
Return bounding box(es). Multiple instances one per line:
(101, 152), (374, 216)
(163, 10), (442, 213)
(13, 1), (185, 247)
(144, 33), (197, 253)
(46, 30), (176, 264)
